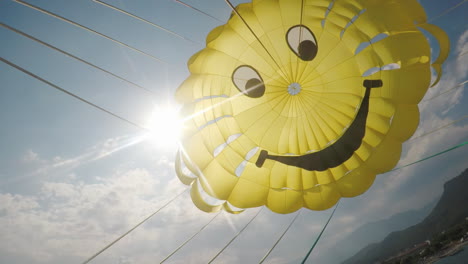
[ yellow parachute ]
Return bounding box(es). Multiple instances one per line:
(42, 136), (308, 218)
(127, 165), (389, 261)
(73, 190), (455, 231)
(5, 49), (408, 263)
(175, 0), (449, 214)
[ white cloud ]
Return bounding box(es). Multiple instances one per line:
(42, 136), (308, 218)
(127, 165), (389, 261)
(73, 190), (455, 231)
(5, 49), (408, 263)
(0, 147), (195, 264)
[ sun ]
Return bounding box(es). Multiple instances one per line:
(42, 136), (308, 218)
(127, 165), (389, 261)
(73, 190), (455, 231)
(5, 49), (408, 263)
(143, 103), (183, 149)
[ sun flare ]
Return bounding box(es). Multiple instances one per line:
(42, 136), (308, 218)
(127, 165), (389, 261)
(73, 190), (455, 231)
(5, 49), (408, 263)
(144, 104), (183, 149)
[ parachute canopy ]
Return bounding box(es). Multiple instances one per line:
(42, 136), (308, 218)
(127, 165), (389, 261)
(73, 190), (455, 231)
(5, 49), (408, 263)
(175, 0), (449, 214)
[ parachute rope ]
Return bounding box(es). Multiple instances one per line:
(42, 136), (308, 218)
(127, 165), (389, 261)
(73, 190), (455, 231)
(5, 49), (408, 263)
(408, 115), (468, 142)
(422, 80), (467, 102)
(82, 188), (189, 264)
(0, 57), (150, 131)
(0, 23), (154, 95)
(207, 208), (263, 263)
(392, 141), (468, 172)
(224, 0), (290, 81)
(13, 0), (166, 63)
(259, 211), (302, 264)
(427, 0), (467, 23)
(92, 0), (201, 45)
(301, 201), (340, 264)
(172, 0), (225, 23)
(160, 211), (222, 263)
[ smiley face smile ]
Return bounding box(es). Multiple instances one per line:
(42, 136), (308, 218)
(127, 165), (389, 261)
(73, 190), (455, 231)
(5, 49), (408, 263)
(255, 79), (382, 171)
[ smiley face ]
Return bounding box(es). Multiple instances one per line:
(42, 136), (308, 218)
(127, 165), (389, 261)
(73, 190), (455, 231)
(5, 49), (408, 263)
(175, 0), (447, 214)
(231, 24), (384, 172)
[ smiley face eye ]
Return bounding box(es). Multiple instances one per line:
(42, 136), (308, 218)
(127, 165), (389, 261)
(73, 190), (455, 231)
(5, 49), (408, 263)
(232, 65), (265, 98)
(287, 25), (318, 61)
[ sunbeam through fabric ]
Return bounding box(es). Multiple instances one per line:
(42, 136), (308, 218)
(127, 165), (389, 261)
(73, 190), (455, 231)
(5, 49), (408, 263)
(174, 0), (449, 214)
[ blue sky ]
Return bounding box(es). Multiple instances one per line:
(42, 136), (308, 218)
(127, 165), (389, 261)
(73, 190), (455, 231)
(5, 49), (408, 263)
(0, 0), (467, 263)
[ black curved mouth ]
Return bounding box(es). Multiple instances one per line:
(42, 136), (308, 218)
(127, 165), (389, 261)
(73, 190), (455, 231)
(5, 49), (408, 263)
(255, 79), (383, 171)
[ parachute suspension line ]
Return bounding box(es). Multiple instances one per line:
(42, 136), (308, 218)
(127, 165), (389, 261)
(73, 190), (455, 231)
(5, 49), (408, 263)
(408, 115), (468, 142)
(224, 0), (290, 82)
(160, 211), (222, 263)
(207, 208), (263, 264)
(172, 0), (225, 23)
(422, 80), (467, 102)
(92, 0), (201, 45)
(13, 0), (166, 64)
(82, 188), (189, 264)
(258, 142), (468, 264)
(392, 141), (468, 172)
(301, 201), (340, 264)
(294, 0), (305, 82)
(259, 211), (302, 264)
(0, 57), (149, 132)
(427, 0), (467, 23)
(0, 23), (155, 95)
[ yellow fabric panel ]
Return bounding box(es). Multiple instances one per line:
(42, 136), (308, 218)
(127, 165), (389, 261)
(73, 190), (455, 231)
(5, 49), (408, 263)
(387, 104), (420, 141)
(192, 99), (233, 130)
(309, 32), (340, 69)
(353, 140), (372, 163)
(316, 169), (335, 185)
(329, 164), (349, 182)
(302, 170), (318, 189)
(240, 162), (270, 187)
(303, 184), (341, 211)
(267, 188), (303, 214)
(257, 116), (291, 153)
(205, 76), (231, 98)
(278, 0), (302, 26)
(228, 178), (269, 208)
(393, 65), (431, 104)
(316, 43), (356, 75)
(369, 97), (396, 118)
(348, 12), (386, 40)
(207, 26), (249, 59)
(215, 146), (246, 173)
(261, 28), (295, 72)
(223, 203), (244, 214)
(270, 161), (288, 188)
(418, 23), (450, 87)
(322, 77), (362, 97)
(176, 75), (200, 102)
(253, 1), (283, 32)
(340, 26), (372, 53)
(370, 32), (429, 68)
(366, 137), (402, 173)
(287, 166), (303, 190)
(366, 112), (391, 135)
(354, 47), (384, 74)
(182, 133), (213, 172)
(376, 65), (430, 104)
(392, 0), (427, 24)
(342, 152), (364, 173)
(175, 151), (196, 185)
(199, 123), (232, 154)
(333, 0), (364, 18)
(226, 138), (255, 161)
(241, 109), (281, 144)
(320, 58), (362, 82)
(213, 117), (242, 140)
(336, 165), (376, 197)
(362, 125), (385, 148)
(238, 44), (282, 79)
(188, 49), (238, 76)
(191, 180), (223, 213)
(200, 160), (239, 200)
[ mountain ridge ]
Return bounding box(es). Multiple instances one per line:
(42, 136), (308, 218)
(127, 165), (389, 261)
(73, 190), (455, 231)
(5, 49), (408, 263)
(342, 168), (468, 264)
